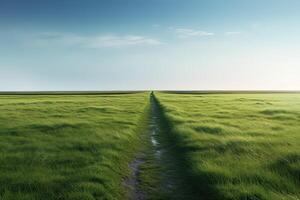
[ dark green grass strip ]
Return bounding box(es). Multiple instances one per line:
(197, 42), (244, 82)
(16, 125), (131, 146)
(131, 93), (201, 199)
(151, 92), (222, 200)
(126, 95), (174, 199)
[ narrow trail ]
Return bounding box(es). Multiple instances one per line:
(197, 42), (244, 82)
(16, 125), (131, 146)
(126, 93), (188, 200)
(149, 95), (162, 162)
(124, 156), (146, 200)
(149, 93), (177, 191)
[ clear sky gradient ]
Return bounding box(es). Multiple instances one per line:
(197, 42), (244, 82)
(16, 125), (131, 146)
(0, 0), (299, 91)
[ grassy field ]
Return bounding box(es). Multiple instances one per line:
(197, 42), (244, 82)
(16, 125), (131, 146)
(0, 93), (148, 200)
(154, 92), (300, 200)
(0, 92), (299, 200)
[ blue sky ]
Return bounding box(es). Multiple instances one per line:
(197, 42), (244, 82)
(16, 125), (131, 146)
(0, 0), (299, 90)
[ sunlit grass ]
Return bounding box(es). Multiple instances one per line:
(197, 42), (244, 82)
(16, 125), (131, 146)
(0, 93), (148, 200)
(1, 92), (299, 200)
(155, 92), (300, 200)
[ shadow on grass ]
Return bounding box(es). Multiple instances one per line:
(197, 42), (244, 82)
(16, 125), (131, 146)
(152, 93), (225, 200)
(269, 154), (300, 186)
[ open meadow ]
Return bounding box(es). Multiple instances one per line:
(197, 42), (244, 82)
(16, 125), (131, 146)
(0, 93), (148, 200)
(0, 92), (299, 200)
(154, 92), (300, 200)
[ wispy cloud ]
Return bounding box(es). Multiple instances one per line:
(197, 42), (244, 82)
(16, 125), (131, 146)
(87, 35), (162, 48)
(225, 31), (241, 35)
(174, 28), (214, 38)
(32, 32), (162, 48)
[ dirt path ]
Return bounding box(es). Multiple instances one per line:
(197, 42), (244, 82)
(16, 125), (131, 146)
(149, 94), (177, 191)
(125, 93), (188, 200)
(124, 156), (146, 200)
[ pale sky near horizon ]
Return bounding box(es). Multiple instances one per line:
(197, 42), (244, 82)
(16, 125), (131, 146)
(0, 0), (299, 91)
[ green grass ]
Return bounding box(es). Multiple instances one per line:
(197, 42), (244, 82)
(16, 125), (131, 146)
(154, 92), (300, 200)
(0, 92), (299, 200)
(0, 93), (148, 200)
